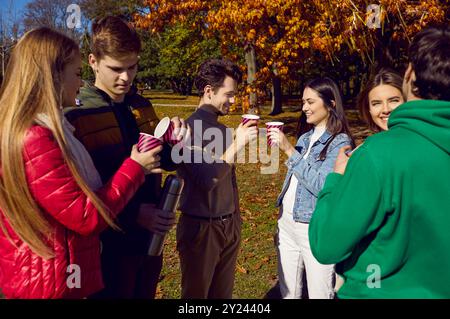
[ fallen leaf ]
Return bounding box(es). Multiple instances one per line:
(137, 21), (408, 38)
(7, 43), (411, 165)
(236, 264), (248, 274)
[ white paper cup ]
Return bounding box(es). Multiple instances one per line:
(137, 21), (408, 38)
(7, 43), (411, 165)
(241, 114), (260, 126)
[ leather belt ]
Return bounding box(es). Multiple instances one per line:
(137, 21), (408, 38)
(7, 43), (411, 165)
(182, 213), (234, 221)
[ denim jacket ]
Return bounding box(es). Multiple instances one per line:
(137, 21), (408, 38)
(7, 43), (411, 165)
(276, 129), (352, 223)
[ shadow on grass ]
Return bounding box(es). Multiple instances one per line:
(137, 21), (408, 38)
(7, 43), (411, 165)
(263, 278), (309, 299)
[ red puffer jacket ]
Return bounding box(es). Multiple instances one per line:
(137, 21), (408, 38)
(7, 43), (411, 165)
(0, 125), (145, 298)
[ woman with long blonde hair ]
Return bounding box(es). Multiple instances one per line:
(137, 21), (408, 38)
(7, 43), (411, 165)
(0, 27), (162, 298)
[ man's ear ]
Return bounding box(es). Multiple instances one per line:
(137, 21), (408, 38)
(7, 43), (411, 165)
(88, 53), (98, 72)
(404, 63), (413, 83)
(204, 85), (213, 99)
(404, 63), (418, 98)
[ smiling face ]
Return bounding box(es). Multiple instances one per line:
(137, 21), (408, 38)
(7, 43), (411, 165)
(89, 53), (138, 102)
(206, 75), (237, 115)
(302, 87), (330, 128)
(368, 84), (404, 131)
(61, 51), (83, 108)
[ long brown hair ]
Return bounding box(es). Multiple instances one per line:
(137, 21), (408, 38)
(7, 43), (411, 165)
(0, 27), (118, 259)
(357, 68), (404, 132)
(297, 77), (355, 160)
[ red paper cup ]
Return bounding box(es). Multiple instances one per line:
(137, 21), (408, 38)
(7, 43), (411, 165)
(155, 117), (179, 145)
(241, 114), (260, 126)
(266, 121), (284, 147)
(138, 132), (163, 152)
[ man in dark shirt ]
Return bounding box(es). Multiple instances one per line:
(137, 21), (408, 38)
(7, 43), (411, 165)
(176, 58), (258, 298)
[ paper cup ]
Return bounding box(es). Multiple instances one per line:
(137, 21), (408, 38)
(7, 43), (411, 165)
(138, 132), (163, 152)
(155, 117), (179, 145)
(266, 121), (284, 147)
(241, 114), (260, 126)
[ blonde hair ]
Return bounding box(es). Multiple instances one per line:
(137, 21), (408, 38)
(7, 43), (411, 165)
(0, 27), (118, 259)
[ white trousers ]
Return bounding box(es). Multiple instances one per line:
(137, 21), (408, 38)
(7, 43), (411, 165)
(276, 210), (335, 299)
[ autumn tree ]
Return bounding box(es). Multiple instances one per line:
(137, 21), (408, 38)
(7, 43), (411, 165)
(135, 0), (448, 114)
(136, 0), (307, 114)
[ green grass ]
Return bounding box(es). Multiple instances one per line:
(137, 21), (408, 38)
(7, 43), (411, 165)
(143, 90), (200, 106)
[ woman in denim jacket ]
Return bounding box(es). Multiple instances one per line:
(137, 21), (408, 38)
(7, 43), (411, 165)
(268, 77), (354, 299)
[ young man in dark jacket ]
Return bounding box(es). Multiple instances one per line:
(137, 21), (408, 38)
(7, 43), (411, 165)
(65, 16), (185, 299)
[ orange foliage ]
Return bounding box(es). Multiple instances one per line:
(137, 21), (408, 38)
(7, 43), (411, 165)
(135, 0), (448, 109)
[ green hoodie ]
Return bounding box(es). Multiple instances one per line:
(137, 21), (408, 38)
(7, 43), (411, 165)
(309, 99), (450, 299)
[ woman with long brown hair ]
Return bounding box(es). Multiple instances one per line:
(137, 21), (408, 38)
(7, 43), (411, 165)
(268, 77), (354, 299)
(358, 68), (405, 132)
(0, 27), (162, 298)
(332, 68), (405, 176)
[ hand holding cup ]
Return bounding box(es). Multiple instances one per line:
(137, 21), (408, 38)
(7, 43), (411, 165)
(266, 121), (284, 147)
(241, 114), (260, 126)
(235, 120), (258, 150)
(131, 144), (162, 174)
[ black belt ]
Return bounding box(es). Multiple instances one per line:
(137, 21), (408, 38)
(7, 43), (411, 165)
(182, 213), (234, 221)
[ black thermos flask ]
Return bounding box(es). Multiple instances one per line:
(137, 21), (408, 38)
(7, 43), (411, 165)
(147, 175), (184, 256)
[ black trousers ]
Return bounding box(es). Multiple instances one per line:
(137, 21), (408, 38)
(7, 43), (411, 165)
(90, 253), (163, 299)
(176, 213), (242, 299)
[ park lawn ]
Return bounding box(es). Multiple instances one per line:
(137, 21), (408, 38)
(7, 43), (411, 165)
(143, 90), (200, 106)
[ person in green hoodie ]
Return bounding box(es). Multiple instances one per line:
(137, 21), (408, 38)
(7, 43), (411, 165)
(309, 25), (450, 298)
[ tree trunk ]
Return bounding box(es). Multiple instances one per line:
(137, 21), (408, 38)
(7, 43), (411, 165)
(180, 78), (188, 96)
(244, 43), (258, 113)
(342, 79), (348, 98)
(186, 77), (193, 96)
(170, 79), (181, 95)
(270, 75), (282, 115)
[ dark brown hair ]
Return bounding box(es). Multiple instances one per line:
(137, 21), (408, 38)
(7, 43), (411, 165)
(357, 68), (404, 132)
(91, 16), (141, 59)
(408, 25), (450, 101)
(194, 58), (243, 96)
(297, 77), (355, 160)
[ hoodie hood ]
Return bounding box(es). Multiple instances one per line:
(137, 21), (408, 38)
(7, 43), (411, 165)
(77, 83), (112, 108)
(389, 99), (450, 154)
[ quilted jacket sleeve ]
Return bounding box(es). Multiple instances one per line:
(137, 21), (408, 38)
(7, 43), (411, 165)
(23, 126), (145, 236)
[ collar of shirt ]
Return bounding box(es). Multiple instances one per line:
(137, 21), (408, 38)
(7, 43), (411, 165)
(302, 128), (333, 145)
(195, 104), (220, 125)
